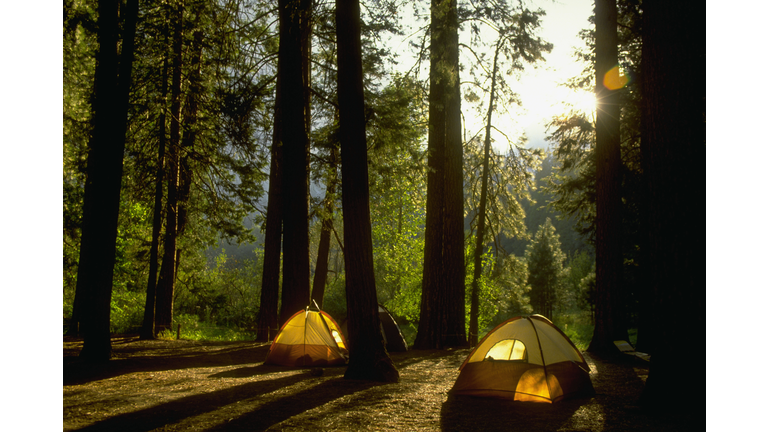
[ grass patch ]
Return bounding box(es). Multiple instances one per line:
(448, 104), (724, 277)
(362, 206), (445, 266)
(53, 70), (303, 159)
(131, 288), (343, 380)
(157, 314), (255, 342)
(627, 327), (638, 348)
(553, 311), (594, 351)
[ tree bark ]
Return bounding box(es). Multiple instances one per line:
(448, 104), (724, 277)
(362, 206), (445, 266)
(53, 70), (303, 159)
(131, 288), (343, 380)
(414, 0), (446, 349)
(140, 51), (169, 340)
(75, 0), (138, 361)
(256, 61), (283, 342)
(278, 0), (312, 325)
(638, 0), (705, 415)
(415, 0), (465, 349)
(442, 0), (465, 348)
(311, 147), (339, 309)
(336, 0), (398, 382)
(176, 30), (203, 238)
(155, 4), (184, 335)
(588, 0), (627, 355)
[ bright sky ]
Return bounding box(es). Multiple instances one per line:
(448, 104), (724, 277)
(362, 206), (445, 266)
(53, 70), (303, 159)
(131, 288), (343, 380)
(514, 0), (595, 149)
(390, 0), (595, 151)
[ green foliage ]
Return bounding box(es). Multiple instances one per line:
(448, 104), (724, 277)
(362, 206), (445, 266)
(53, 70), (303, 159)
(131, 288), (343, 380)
(110, 289), (145, 334)
(156, 313), (256, 341)
(525, 218), (567, 318)
(461, 1), (553, 129)
(558, 249), (595, 312)
(367, 76), (429, 325)
(464, 136), (542, 246)
(63, 0), (274, 336)
(493, 254), (533, 318)
(63, 0), (96, 320)
(578, 270), (597, 313)
(370, 171), (426, 325)
(552, 311), (594, 351)
(465, 237), (532, 335)
(174, 249), (263, 329)
(501, 153), (593, 258)
(319, 274), (348, 322)
(544, 0), (645, 326)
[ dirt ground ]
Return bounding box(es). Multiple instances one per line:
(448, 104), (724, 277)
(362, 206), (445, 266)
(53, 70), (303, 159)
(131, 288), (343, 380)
(63, 336), (700, 431)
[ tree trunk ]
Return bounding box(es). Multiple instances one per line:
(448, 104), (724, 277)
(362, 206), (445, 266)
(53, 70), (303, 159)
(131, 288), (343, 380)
(278, 0), (312, 325)
(75, 0), (138, 361)
(155, 4), (184, 335)
(256, 60), (283, 342)
(414, 0), (446, 349)
(177, 30), (203, 237)
(337, 0), (398, 382)
(140, 52), (169, 340)
(469, 39), (501, 347)
(442, 0), (465, 348)
(588, 0), (627, 355)
(415, 0), (465, 349)
(312, 147), (339, 309)
(638, 0), (705, 416)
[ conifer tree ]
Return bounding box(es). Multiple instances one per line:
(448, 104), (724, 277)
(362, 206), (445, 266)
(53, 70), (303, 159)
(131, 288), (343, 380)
(278, 0), (312, 325)
(525, 218), (566, 318)
(415, 0), (465, 350)
(74, 0), (138, 361)
(336, 0), (399, 382)
(639, 0), (705, 415)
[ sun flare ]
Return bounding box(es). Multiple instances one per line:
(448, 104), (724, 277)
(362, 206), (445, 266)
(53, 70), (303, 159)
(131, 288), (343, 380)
(517, 85), (596, 128)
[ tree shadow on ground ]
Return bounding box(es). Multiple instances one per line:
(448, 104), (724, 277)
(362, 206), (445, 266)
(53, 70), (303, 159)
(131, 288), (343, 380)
(390, 348), (465, 370)
(584, 352), (704, 431)
(64, 339), (270, 386)
(440, 394), (586, 432)
(206, 377), (384, 431)
(69, 371), (313, 431)
(208, 363), (347, 379)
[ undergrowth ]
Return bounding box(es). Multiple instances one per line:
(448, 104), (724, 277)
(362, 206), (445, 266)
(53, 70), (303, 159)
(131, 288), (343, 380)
(156, 313), (256, 342)
(553, 311), (594, 351)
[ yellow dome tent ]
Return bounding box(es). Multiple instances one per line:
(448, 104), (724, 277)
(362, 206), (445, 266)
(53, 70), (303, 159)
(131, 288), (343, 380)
(264, 307), (348, 367)
(450, 315), (594, 403)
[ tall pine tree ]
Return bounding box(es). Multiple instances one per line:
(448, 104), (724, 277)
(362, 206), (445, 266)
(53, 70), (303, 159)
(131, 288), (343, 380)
(525, 218), (566, 318)
(336, 0), (399, 382)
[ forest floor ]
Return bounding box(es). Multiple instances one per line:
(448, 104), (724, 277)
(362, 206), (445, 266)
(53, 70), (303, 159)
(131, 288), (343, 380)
(63, 336), (700, 431)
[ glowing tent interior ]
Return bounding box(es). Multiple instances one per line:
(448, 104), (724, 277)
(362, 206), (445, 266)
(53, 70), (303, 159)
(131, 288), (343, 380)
(450, 314), (594, 403)
(264, 307), (348, 367)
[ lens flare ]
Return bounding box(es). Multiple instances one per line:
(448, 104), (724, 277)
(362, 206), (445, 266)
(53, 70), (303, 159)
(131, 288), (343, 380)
(603, 65), (629, 90)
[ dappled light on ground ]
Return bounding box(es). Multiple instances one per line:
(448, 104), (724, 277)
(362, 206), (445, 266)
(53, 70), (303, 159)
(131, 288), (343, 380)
(64, 337), (697, 431)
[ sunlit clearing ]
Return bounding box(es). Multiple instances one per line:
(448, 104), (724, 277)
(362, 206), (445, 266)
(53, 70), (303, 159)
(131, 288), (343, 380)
(603, 65), (629, 90)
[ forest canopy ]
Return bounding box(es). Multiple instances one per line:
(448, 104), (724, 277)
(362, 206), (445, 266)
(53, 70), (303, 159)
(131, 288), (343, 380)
(61, 0), (597, 344)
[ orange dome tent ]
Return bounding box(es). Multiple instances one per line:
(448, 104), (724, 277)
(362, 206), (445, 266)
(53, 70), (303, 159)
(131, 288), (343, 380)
(264, 307), (348, 367)
(450, 315), (594, 403)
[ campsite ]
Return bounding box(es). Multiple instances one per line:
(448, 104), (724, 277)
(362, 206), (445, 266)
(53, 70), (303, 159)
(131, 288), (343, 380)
(63, 335), (696, 431)
(61, 0), (707, 429)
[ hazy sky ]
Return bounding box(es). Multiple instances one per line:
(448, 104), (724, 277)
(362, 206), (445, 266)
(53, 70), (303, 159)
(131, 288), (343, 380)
(514, 0), (594, 149)
(390, 0), (594, 152)
(519, 0), (594, 147)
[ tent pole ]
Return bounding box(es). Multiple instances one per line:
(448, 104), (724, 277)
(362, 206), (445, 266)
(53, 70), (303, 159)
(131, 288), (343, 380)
(302, 307), (309, 366)
(528, 316), (554, 401)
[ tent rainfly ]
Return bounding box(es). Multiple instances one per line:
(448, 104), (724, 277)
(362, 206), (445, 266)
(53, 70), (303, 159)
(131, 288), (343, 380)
(264, 307), (348, 367)
(340, 304), (409, 353)
(450, 314), (594, 403)
(378, 304), (408, 352)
